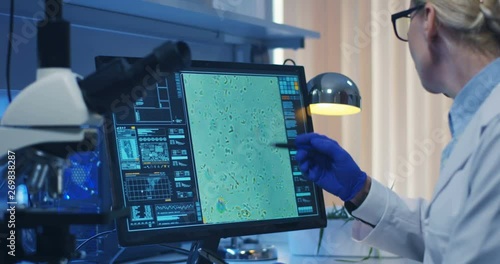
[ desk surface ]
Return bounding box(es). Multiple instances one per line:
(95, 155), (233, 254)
(125, 233), (421, 264)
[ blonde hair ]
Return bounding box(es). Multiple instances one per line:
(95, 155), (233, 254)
(414, 0), (500, 57)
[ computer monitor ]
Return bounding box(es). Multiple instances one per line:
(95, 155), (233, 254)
(96, 58), (326, 255)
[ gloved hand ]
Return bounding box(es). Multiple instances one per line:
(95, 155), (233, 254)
(295, 133), (367, 202)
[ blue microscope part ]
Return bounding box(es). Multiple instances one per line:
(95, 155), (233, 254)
(63, 151), (100, 201)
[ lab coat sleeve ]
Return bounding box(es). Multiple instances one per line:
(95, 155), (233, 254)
(441, 116), (500, 263)
(350, 179), (427, 261)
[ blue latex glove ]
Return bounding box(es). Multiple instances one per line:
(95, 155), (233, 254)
(295, 133), (367, 201)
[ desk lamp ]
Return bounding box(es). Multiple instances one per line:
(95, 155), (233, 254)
(308, 72), (361, 115)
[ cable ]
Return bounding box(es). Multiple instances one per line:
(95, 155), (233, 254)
(283, 58), (296, 66)
(6, 0), (15, 103)
(75, 229), (116, 252)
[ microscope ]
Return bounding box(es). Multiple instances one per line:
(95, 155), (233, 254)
(0, 0), (191, 263)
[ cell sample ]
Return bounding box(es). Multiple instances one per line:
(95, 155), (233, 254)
(239, 209), (251, 219)
(216, 197), (227, 213)
(203, 167), (214, 181)
(210, 120), (217, 130)
(183, 73), (297, 224)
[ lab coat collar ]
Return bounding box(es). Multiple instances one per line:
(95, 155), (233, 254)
(430, 85), (500, 206)
(448, 58), (500, 139)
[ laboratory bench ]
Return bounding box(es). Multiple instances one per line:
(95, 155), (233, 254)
(124, 232), (421, 264)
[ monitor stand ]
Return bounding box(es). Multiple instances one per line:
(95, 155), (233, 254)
(189, 237), (225, 264)
(219, 237), (278, 261)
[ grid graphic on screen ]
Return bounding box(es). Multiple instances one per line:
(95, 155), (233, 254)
(125, 176), (173, 202)
(182, 73), (298, 224)
(278, 76), (300, 95)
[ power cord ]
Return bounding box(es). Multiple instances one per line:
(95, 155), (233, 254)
(75, 229), (116, 252)
(6, 0), (15, 103)
(283, 58), (296, 66)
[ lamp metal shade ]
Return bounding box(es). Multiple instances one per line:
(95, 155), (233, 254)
(307, 72), (361, 116)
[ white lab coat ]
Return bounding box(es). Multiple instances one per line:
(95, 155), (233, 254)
(350, 84), (500, 263)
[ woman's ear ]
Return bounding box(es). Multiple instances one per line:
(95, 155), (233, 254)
(423, 4), (439, 41)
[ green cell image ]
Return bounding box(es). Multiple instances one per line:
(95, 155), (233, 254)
(182, 73), (298, 224)
(216, 197), (227, 213)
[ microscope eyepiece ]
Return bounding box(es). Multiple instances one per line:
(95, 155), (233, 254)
(79, 41), (192, 114)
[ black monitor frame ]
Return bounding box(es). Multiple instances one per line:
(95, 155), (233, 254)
(96, 57), (327, 249)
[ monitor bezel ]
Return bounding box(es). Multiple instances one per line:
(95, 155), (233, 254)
(97, 57), (327, 247)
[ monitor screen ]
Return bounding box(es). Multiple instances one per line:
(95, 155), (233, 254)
(96, 58), (326, 247)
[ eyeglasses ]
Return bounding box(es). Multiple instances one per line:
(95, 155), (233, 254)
(391, 4), (425, 42)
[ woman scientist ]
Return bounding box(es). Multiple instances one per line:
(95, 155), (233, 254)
(295, 0), (500, 263)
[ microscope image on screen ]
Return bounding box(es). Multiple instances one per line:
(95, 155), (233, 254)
(183, 73), (298, 223)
